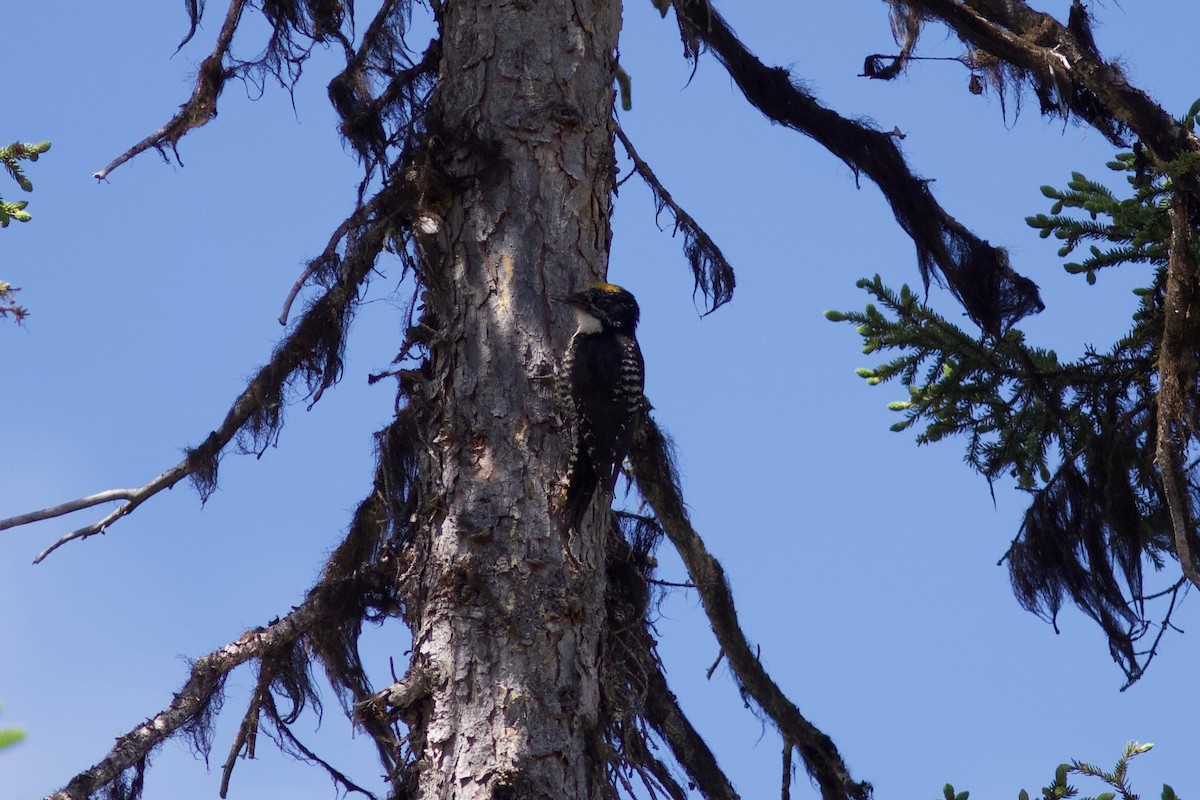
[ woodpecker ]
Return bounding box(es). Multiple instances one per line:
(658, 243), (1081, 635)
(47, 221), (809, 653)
(559, 283), (646, 529)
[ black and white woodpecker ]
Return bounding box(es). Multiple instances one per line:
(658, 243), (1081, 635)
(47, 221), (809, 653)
(558, 283), (646, 529)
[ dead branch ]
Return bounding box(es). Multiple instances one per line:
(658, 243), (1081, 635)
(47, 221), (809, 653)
(24, 464), (194, 563)
(2, 195), (400, 562)
(0, 486), (154, 532)
(45, 598), (324, 800)
(220, 678), (268, 796)
(1155, 191), (1200, 592)
(906, 0), (1200, 161)
(630, 415), (871, 800)
(782, 742), (795, 800)
(670, 0), (1042, 337)
(615, 123), (735, 314)
(641, 653), (741, 800)
(277, 195), (383, 325)
(92, 0), (247, 181)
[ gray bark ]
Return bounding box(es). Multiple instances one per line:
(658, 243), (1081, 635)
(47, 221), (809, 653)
(400, 0), (622, 797)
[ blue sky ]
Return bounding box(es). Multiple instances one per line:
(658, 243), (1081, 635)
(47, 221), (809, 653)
(3, 2), (1199, 798)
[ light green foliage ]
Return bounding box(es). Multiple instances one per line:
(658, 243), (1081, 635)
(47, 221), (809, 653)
(0, 140), (51, 228)
(0, 701), (25, 752)
(1025, 158), (1170, 285)
(943, 742), (1176, 800)
(941, 783), (970, 800)
(825, 276), (1155, 494)
(0, 139), (50, 323)
(1023, 103), (1200, 285)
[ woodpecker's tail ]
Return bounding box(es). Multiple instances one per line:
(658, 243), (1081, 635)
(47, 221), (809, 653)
(563, 457), (599, 530)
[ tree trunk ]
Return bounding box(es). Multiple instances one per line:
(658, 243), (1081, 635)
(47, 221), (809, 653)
(399, 1), (621, 797)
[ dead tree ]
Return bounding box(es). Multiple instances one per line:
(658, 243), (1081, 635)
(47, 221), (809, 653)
(5, 1), (1197, 798)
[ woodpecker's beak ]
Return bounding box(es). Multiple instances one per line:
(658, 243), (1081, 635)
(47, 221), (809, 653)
(557, 292), (590, 310)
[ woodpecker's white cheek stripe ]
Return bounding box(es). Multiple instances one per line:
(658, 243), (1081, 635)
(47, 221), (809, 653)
(573, 308), (602, 334)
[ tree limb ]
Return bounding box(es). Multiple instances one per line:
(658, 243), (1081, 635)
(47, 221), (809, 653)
(2, 189), (405, 561)
(642, 653), (741, 800)
(0, 487), (156, 533)
(670, 0), (1042, 337)
(906, 0), (1200, 161)
(615, 123), (735, 314)
(23, 465), (193, 563)
(1155, 191), (1200, 592)
(92, 0), (246, 181)
(630, 415), (871, 800)
(45, 598), (324, 800)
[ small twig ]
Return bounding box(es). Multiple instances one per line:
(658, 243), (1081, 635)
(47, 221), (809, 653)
(1138, 576), (1187, 603)
(705, 650), (724, 680)
(648, 578), (696, 589)
(859, 53), (969, 79)
(0, 463), (192, 563)
(220, 685), (265, 797)
(1121, 578), (1186, 691)
(0, 488), (138, 531)
(278, 263), (325, 326)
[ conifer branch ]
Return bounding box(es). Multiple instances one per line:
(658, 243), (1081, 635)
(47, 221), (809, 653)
(826, 136), (1200, 681)
(1, 139), (51, 323)
(0, 140), (51, 227)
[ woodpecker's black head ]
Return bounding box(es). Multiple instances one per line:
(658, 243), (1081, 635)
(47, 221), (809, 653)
(560, 283), (640, 335)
